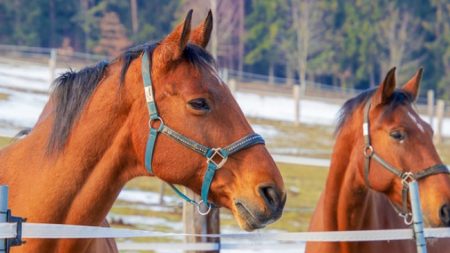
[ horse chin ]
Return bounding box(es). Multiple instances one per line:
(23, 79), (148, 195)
(232, 201), (268, 231)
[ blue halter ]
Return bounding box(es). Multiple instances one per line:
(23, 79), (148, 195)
(141, 51), (265, 215)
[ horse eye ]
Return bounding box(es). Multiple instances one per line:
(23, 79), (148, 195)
(188, 98), (210, 111)
(390, 130), (406, 141)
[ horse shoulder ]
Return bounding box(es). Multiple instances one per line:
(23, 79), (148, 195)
(306, 192), (340, 253)
(84, 220), (118, 253)
(86, 238), (118, 253)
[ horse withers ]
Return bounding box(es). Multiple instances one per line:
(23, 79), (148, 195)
(306, 68), (450, 253)
(0, 11), (286, 253)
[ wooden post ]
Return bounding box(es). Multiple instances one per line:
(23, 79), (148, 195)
(293, 85), (301, 125)
(427, 90), (435, 125)
(434, 99), (445, 145)
(228, 79), (237, 96)
(183, 188), (220, 253)
(221, 68), (229, 84)
(0, 186), (8, 253)
(49, 49), (57, 84)
(158, 182), (166, 205)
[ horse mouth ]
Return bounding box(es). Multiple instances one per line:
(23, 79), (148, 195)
(234, 201), (268, 231)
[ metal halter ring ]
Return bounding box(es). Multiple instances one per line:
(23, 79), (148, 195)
(197, 200), (212, 215)
(399, 212), (413, 225)
(207, 148), (228, 169)
(149, 116), (164, 132)
(363, 145), (374, 158)
(401, 172), (415, 186)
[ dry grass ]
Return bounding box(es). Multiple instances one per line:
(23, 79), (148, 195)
(117, 119), (450, 234)
(120, 162), (328, 233)
(0, 136), (11, 148)
(249, 117), (334, 159)
(0, 93), (8, 101)
(436, 139), (450, 165)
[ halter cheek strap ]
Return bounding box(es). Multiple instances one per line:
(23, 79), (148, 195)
(362, 100), (449, 224)
(141, 51), (265, 215)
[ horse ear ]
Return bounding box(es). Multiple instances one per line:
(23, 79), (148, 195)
(373, 67), (396, 106)
(190, 10), (213, 48)
(158, 9), (193, 62)
(402, 68), (423, 101)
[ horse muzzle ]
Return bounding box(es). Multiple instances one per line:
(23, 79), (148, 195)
(234, 184), (286, 231)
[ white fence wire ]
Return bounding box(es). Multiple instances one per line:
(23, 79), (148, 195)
(0, 182), (444, 253)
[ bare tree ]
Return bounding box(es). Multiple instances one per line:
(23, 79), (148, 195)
(290, 0), (326, 93)
(377, 3), (423, 82)
(180, 1), (244, 70)
(130, 0), (138, 34)
(288, 0), (327, 122)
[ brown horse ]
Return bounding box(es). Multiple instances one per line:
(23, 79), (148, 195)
(306, 68), (450, 253)
(0, 11), (286, 253)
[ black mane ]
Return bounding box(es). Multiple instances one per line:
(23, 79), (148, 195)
(48, 42), (215, 154)
(335, 88), (414, 134)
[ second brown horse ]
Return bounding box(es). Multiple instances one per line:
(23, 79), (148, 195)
(307, 68), (450, 253)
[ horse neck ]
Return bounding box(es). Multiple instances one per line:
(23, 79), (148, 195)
(321, 114), (405, 234)
(321, 115), (372, 231)
(0, 63), (145, 226)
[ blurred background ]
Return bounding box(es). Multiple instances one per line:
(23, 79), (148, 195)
(0, 0), (450, 94)
(0, 1), (449, 252)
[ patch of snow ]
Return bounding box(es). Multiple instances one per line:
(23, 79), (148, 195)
(0, 88), (48, 127)
(0, 61), (449, 141)
(117, 189), (179, 206)
(236, 92), (339, 126)
(251, 124), (280, 138)
(108, 213), (181, 230)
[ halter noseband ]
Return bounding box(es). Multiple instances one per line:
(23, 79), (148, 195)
(362, 99), (449, 224)
(141, 51), (265, 215)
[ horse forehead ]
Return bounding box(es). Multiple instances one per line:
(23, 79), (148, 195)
(381, 105), (427, 132)
(173, 62), (224, 94)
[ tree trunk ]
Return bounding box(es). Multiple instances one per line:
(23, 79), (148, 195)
(286, 64), (294, 86)
(49, 0), (56, 48)
(268, 61), (275, 85)
(80, 0), (89, 52)
(130, 0), (139, 34)
(210, 0), (218, 59)
(237, 0), (245, 80)
(369, 67), (375, 88)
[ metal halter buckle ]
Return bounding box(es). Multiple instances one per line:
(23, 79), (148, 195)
(363, 145), (374, 158)
(148, 116), (164, 132)
(207, 148), (228, 169)
(197, 200), (212, 215)
(401, 172), (415, 186)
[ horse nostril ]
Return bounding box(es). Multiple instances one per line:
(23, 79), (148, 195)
(439, 204), (450, 226)
(258, 185), (281, 212)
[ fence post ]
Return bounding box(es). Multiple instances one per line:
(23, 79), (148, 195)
(221, 68), (228, 84)
(49, 49), (57, 84)
(183, 188), (220, 253)
(158, 182), (166, 205)
(433, 99), (445, 145)
(0, 186), (8, 253)
(229, 79), (237, 96)
(427, 90), (434, 126)
(409, 181), (427, 253)
(293, 85), (301, 125)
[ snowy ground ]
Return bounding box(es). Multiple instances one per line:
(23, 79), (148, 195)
(116, 189), (305, 253)
(0, 60), (449, 138)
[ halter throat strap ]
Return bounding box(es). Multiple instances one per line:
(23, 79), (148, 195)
(141, 51), (265, 215)
(362, 99), (449, 224)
